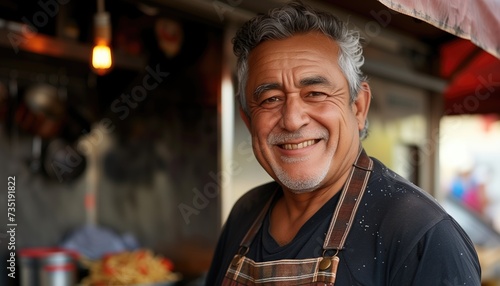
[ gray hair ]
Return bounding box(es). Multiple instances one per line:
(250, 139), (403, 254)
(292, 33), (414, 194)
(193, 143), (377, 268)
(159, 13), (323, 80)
(233, 1), (369, 139)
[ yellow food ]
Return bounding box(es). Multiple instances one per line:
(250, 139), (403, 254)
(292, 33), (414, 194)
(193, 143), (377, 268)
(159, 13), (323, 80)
(81, 249), (179, 285)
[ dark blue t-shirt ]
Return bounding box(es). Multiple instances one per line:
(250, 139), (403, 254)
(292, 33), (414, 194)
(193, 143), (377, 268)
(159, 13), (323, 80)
(205, 158), (481, 285)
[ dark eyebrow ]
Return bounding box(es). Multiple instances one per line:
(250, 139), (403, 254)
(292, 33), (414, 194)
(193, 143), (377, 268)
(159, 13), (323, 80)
(299, 76), (331, 87)
(252, 76), (331, 101)
(252, 82), (281, 101)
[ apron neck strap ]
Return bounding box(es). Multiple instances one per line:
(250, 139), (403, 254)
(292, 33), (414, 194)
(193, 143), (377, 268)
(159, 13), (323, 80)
(239, 147), (373, 252)
(239, 188), (278, 250)
(323, 148), (373, 250)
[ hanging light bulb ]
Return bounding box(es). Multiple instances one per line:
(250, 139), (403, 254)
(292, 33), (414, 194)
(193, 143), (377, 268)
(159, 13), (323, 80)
(91, 0), (112, 75)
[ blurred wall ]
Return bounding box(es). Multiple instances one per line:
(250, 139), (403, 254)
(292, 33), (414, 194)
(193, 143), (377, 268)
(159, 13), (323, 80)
(0, 5), (223, 284)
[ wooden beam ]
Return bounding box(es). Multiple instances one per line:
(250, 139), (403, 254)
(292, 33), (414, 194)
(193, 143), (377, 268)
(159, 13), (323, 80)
(0, 27), (147, 72)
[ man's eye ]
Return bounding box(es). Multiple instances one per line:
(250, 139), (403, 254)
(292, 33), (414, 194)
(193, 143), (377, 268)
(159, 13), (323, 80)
(261, 97), (280, 104)
(305, 92), (329, 101)
(308, 92), (326, 97)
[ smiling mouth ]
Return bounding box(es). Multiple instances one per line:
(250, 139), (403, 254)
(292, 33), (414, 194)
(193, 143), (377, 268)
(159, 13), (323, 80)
(280, 139), (318, 150)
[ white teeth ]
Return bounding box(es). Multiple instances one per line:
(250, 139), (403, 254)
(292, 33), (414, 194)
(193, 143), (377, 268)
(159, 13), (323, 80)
(282, 140), (316, 150)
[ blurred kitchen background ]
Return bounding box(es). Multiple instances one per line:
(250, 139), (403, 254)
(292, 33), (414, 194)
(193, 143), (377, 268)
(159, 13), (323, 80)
(0, 0), (499, 285)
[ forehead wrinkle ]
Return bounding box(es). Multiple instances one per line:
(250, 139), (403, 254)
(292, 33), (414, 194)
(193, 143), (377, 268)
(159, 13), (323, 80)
(251, 49), (325, 68)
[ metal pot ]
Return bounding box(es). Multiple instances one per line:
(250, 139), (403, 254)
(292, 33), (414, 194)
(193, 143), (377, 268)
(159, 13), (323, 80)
(19, 247), (79, 286)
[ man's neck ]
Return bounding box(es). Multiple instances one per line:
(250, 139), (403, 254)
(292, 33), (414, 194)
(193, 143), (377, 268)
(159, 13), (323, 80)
(269, 169), (350, 246)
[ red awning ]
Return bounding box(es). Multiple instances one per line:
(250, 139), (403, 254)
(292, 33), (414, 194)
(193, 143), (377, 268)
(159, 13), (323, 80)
(440, 38), (500, 115)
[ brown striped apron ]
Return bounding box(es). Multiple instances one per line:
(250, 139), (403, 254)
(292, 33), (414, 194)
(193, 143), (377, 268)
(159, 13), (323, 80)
(222, 148), (373, 286)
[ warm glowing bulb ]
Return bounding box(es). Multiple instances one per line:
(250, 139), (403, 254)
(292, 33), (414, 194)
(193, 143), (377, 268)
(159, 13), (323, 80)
(92, 44), (112, 72)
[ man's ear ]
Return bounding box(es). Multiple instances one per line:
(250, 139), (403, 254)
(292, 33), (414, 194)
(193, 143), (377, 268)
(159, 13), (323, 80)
(239, 107), (251, 130)
(353, 82), (371, 131)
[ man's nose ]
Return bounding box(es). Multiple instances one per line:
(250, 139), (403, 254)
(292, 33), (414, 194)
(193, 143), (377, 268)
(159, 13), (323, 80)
(280, 96), (310, 131)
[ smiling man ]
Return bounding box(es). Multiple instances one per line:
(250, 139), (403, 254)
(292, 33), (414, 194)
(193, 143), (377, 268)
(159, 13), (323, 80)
(205, 1), (481, 285)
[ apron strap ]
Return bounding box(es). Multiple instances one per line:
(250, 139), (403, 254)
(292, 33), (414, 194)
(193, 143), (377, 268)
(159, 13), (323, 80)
(239, 189), (277, 250)
(238, 147), (373, 253)
(323, 148), (373, 250)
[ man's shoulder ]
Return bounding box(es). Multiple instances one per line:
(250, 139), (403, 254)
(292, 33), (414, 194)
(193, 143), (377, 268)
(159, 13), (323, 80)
(367, 157), (449, 221)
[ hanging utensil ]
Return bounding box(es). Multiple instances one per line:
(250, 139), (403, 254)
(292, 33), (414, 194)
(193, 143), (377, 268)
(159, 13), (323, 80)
(15, 83), (66, 139)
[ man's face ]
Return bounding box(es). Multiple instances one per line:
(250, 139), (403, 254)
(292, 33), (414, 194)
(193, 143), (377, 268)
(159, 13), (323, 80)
(241, 32), (370, 193)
